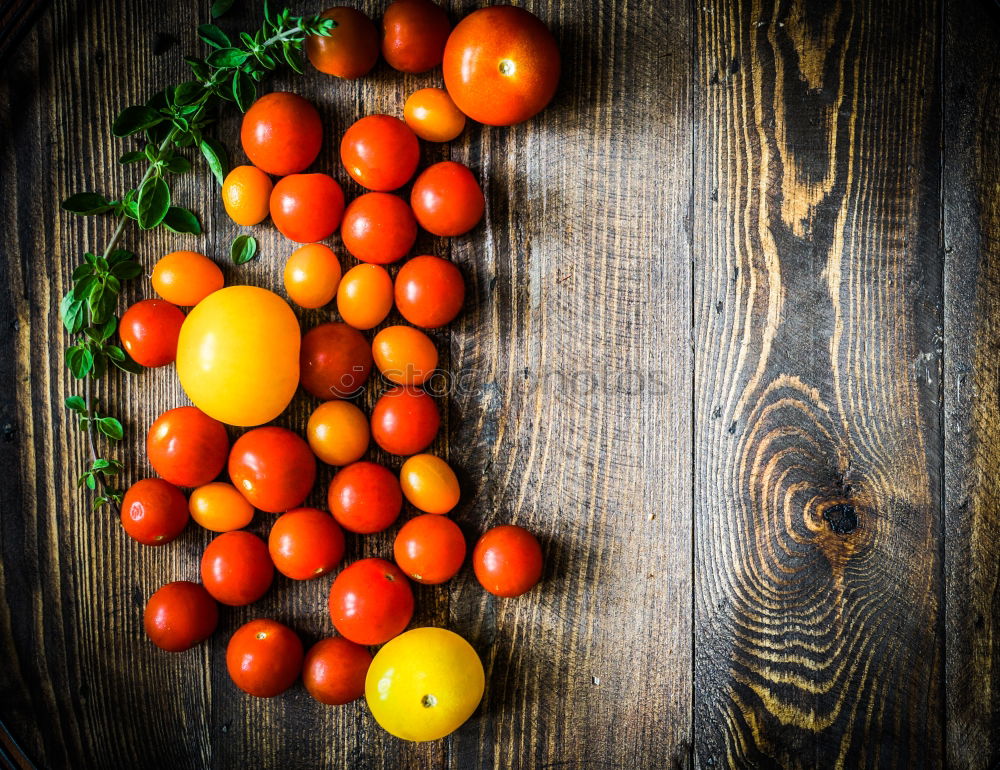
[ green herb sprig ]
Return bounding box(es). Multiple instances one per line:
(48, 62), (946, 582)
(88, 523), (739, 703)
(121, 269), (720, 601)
(60, 3), (335, 511)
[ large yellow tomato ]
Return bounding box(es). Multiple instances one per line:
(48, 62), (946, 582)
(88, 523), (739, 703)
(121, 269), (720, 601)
(176, 286), (300, 426)
(365, 627), (484, 741)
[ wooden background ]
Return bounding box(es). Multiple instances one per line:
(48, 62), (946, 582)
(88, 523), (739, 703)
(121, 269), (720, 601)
(0, 0), (998, 767)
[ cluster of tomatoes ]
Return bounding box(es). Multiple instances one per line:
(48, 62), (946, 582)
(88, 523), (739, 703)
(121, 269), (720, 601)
(112, 0), (559, 744)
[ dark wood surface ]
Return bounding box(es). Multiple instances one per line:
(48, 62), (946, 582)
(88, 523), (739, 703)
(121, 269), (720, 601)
(0, 0), (998, 767)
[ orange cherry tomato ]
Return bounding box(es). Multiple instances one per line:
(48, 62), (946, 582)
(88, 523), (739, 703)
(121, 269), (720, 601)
(341, 115), (420, 192)
(228, 427), (317, 513)
(403, 88), (466, 142)
(307, 401), (370, 466)
(372, 325), (439, 386)
(328, 558), (414, 645)
(151, 251), (224, 307)
(399, 454), (460, 514)
(336, 263), (394, 330)
(121, 478), (189, 546)
(442, 6), (560, 126)
(472, 524), (543, 597)
(341, 193), (417, 265)
(222, 165), (273, 226)
(394, 255), (464, 328)
(144, 581), (218, 652)
(270, 173), (345, 243)
(306, 7), (380, 79)
(119, 299), (184, 367)
(240, 92), (322, 175)
(411, 161), (484, 236)
(381, 0), (450, 73)
(201, 531), (274, 606)
(370, 386), (440, 455)
(268, 508), (346, 580)
(188, 482), (255, 532)
(146, 406), (229, 488)
(227, 619), (303, 697)
(284, 243), (342, 309)
(303, 637), (372, 705)
(393, 513), (466, 584)
(300, 322), (373, 400)
(328, 461), (403, 534)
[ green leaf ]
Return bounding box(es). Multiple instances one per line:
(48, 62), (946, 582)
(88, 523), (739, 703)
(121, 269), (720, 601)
(71, 263), (94, 281)
(73, 275), (98, 300)
(112, 106), (163, 138)
(85, 474), (97, 490)
(137, 176), (171, 230)
(207, 47), (249, 68)
(60, 293), (85, 334)
(105, 275), (121, 294)
(281, 42), (304, 74)
(146, 120), (172, 146)
(199, 137), (228, 186)
(239, 31), (255, 48)
(111, 260), (143, 280)
(162, 206), (202, 234)
(93, 459), (111, 470)
(230, 234), (258, 265)
(107, 249), (136, 266)
(232, 69), (256, 112)
(253, 49), (277, 70)
(91, 351), (107, 378)
(62, 193), (112, 215)
(104, 345), (125, 362)
(98, 316), (117, 341)
(97, 417), (124, 441)
(185, 56), (210, 81)
(66, 346), (94, 379)
(198, 23), (231, 49)
(119, 151), (146, 165)
(111, 352), (144, 375)
(65, 395), (87, 412)
(173, 81), (203, 106)
(165, 156), (192, 174)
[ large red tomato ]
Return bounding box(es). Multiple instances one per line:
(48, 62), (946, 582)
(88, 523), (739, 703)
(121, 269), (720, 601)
(442, 6), (560, 126)
(340, 193), (417, 265)
(226, 619), (303, 697)
(144, 581), (218, 652)
(240, 92), (322, 175)
(228, 427), (317, 513)
(300, 322), (373, 400)
(146, 406), (229, 488)
(340, 115), (420, 192)
(200, 531), (274, 606)
(328, 558), (414, 645)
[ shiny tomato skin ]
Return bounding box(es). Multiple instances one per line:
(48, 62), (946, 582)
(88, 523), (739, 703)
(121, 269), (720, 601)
(394, 255), (465, 328)
(372, 325), (439, 386)
(144, 581), (218, 652)
(410, 161), (484, 236)
(146, 406), (229, 488)
(226, 619), (304, 697)
(399, 453), (460, 514)
(201, 531), (274, 606)
(300, 322), (373, 400)
(336, 264), (394, 330)
(371, 385), (440, 456)
(228, 427), (317, 513)
(306, 7), (380, 79)
(340, 115), (420, 192)
(393, 513), (466, 584)
(121, 478), (189, 546)
(327, 461), (402, 534)
(270, 173), (345, 243)
(151, 251), (224, 307)
(382, 0), (451, 73)
(268, 508), (346, 580)
(472, 525), (543, 597)
(341, 193), (417, 265)
(188, 481), (256, 532)
(240, 92), (322, 175)
(222, 165), (273, 226)
(119, 299), (185, 368)
(403, 88), (466, 142)
(303, 636), (373, 705)
(328, 558), (414, 645)
(307, 400), (370, 467)
(284, 243), (342, 309)
(442, 6), (560, 126)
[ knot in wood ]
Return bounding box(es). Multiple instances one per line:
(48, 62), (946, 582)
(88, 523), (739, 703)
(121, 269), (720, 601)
(822, 502), (858, 535)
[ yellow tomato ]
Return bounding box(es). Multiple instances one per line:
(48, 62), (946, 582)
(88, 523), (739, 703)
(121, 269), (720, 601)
(307, 400), (370, 466)
(284, 243), (342, 309)
(176, 286), (300, 426)
(399, 454), (460, 514)
(189, 482), (255, 532)
(366, 627), (484, 742)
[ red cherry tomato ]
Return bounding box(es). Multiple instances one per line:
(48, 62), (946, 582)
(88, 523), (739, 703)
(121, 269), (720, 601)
(121, 478), (189, 546)
(341, 193), (417, 265)
(442, 6), (560, 126)
(327, 461), (402, 534)
(370, 385), (440, 455)
(268, 508), (346, 580)
(228, 427), (317, 513)
(410, 161), (484, 236)
(270, 173), (345, 243)
(240, 91), (322, 175)
(226, 619), (303, 697)
(302, 637), (372, 705)
(146, 406), (229, 488)
(144, 581), (218, 652)
(393, 514), (466, 584)
(328, 558), (414, 645)
(119, 299), (184, 367)
(306, 6), (380, 79)
(201, 530), (275, 606)
(300, 322), (373, 400)
(340, 115), (419, 192)
(472, 525), (543, 597)
(381, 0), (450, 73)
(394, 255), (465, 328)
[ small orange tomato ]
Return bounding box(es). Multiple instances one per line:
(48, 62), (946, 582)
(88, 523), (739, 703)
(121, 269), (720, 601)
(399, 454), (460, 514)
(303, 637), (372, 705)
(270, 173), (345, 243)
(222, 165), (273, 226)
(189, 482), (256, 532)
(307, 400), (370, 466)
(403, 88), (466, 142)
(284, 244), (342, 309)
(306, 7), (380, 79)
(268, 508), (346, 580)
(372, 325), (438, 386)
(337, 264), (393, 330)
(151, 251), (224, 307)
(393, 513), (466, 584)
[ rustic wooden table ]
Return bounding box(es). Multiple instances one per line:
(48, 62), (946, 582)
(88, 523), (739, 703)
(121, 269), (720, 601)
(1, 0), (999, 767)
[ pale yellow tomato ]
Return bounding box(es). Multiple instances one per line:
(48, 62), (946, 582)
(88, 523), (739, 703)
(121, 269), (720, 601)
(365, 627), (484, 742)
(176, 286), (300, 426)
(284, 243), (342, 309)
(189, 482), (255, 532)
(399, 454), (460, 514)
